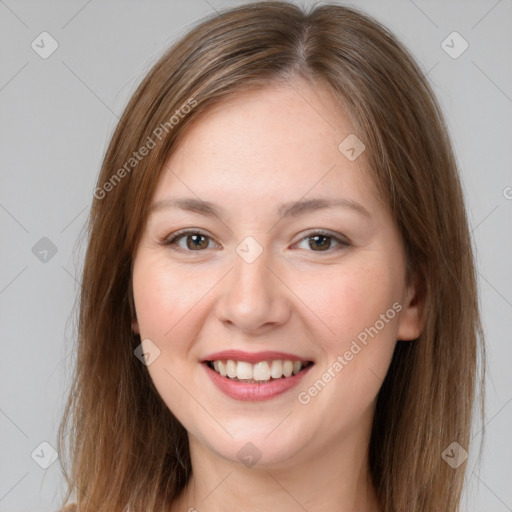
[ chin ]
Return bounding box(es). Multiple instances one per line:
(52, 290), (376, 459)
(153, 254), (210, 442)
(194, 425), (309, 469)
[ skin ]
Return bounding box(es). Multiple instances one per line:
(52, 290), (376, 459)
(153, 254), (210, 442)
(131, 77), (423, 512)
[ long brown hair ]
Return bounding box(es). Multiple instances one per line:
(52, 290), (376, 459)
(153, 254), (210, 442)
(57, 2), (485, 511)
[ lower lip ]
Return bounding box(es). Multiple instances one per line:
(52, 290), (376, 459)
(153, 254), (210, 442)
(203, 362), (314, 401)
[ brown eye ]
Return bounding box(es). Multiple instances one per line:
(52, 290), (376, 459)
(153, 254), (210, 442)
(164, 231), (216, 251)
(308, 234), (332, 251)
(294, 230), (350, 253)
(185, 233), (209, 250)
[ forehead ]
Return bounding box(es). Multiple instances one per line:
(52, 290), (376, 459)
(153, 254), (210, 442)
(153, 79), (379, 216)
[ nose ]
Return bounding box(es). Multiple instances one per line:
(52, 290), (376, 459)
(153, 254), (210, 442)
(215, 246), (291, 335)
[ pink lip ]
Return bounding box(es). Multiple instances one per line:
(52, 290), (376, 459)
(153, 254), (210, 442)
(202, 361), (314, 401)
(201, 350), (312, 364)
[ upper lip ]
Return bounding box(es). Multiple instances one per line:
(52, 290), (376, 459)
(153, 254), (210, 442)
(201, 350), (313, 364)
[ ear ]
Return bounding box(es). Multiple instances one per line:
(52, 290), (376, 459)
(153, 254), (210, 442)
(132, 319), (140, 334)
(396, 274), (425, 341)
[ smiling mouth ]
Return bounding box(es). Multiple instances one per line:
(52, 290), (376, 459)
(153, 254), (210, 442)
(205, 359), (314, 383)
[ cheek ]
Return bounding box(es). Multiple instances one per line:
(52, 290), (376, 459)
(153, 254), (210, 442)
(297, 260), (401, 344)
(132, 258), (199, 339)
(295, 262), (402, 420)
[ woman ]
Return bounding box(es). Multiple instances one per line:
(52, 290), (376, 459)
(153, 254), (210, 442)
(58, 2), (485, 511)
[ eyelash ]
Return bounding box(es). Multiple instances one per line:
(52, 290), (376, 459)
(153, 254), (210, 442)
(161, 229), (351, 254)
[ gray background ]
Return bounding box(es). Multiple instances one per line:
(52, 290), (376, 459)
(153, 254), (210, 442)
(0, 0), (511, 510)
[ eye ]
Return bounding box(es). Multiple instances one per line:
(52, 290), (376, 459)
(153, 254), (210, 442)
(162, 230), (219, 251)
(294, 230), (350, 252)
(162, 229), (350, 253)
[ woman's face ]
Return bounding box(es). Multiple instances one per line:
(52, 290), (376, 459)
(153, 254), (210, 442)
(132, 78), (422, 468)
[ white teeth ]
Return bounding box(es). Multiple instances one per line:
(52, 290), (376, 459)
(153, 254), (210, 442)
(253, 361), (271, 380)
(226, 360), (237, 379)
(218, 360), (227, 377)
(210, 359), (309, 381)
(270, 360), (283, 378)
(282, 360), (293, 377)
(236, 361), (253, 380)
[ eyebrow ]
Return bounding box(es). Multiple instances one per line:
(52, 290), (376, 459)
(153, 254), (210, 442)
(148, 197), (371, 219)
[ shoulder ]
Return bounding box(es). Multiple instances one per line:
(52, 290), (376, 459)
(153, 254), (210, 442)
(56, 504), (77, 512)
